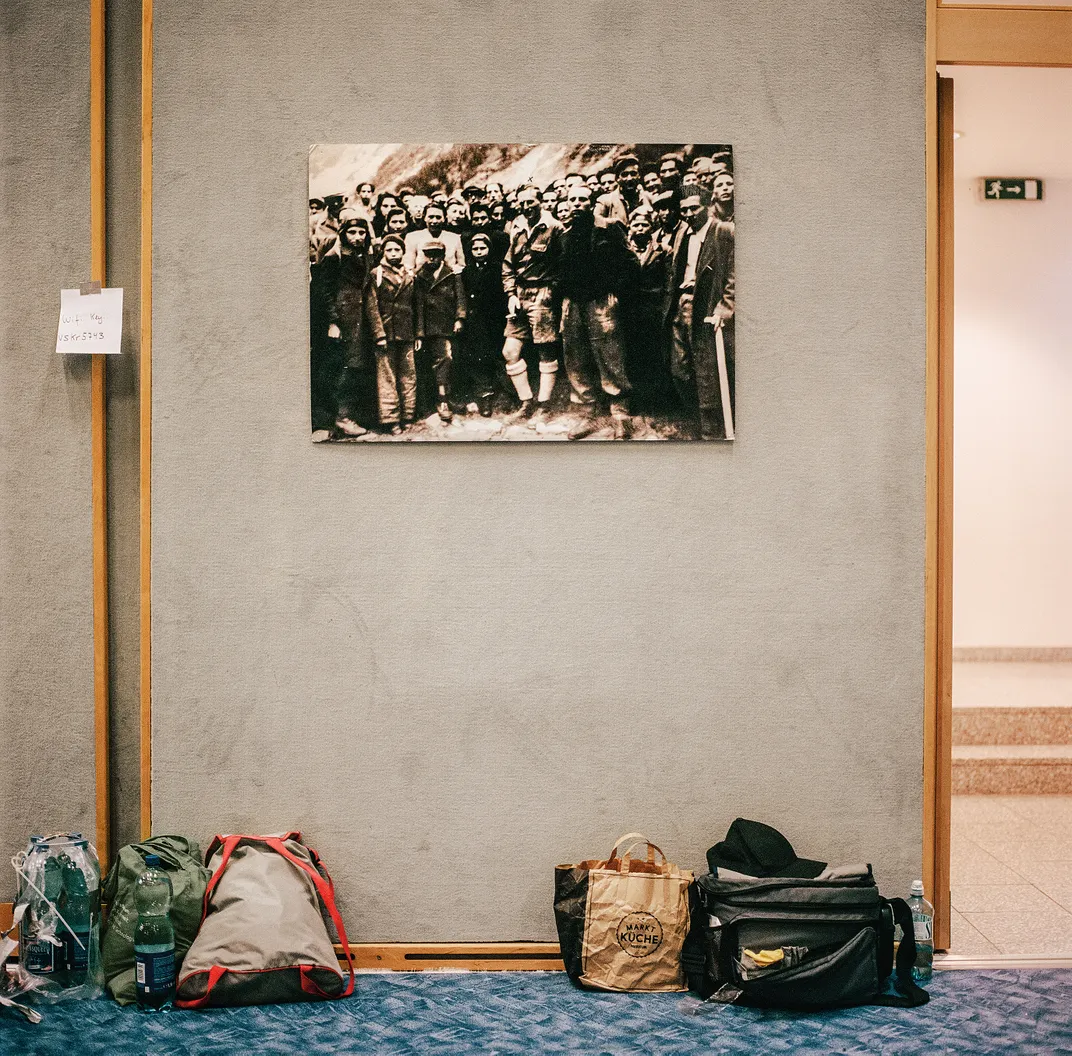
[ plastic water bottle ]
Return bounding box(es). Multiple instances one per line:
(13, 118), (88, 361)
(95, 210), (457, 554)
(907, 879), (934, 982)
(134, 855), (175, 1011)
(24, 850), (63, 976)
(58, 853), (92, 986)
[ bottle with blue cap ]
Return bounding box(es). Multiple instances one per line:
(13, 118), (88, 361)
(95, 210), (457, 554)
(907, 879), (934, 982)
(134, 854), (175, 1010)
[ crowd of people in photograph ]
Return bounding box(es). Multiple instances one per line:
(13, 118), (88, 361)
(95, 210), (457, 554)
(308, 149), (735, 441)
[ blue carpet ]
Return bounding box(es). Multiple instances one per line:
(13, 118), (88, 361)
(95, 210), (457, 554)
(2, 969), (1071, 1055)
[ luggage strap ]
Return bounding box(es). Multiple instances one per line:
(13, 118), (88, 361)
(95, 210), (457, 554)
(871, 897), (929, 1007)
(178, 834), (355, 1008)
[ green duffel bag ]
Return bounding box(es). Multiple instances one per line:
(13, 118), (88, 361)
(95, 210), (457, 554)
(101, 835), (211, 1005)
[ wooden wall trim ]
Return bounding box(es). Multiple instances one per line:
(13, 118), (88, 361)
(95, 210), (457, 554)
(337, 943), (564, 972)
(934, 73), (956, 953)
(140, 0), (154, 841)
(937, 5), (1072, 67)
(90, 0), (111, 871)
(923, 0), (941, 950)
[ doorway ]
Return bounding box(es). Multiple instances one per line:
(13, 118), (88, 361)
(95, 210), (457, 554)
(942, 63), (1072, 957)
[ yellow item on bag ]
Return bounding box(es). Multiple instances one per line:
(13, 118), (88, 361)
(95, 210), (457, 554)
(743, 948), (785, 967)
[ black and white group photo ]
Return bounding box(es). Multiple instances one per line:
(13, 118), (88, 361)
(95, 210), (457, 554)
(308, 143), (735, 443)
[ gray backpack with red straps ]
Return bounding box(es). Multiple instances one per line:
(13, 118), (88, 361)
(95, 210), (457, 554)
(175, 833), (354, 1008)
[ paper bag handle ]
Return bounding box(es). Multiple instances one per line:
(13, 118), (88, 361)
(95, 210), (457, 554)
(607, 832), (650, 861)
(606, 832), (667, 869)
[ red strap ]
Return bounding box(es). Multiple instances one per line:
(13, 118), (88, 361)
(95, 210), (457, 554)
(199, 834), (243, 921)
(264, 837), (355, 998)
(175, 964), (227, 1009)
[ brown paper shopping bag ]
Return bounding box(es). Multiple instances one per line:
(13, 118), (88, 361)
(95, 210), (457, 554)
(554, 833), (693, 992)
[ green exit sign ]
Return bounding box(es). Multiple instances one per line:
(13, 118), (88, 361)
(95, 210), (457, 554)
(983, 178), (1043, 201)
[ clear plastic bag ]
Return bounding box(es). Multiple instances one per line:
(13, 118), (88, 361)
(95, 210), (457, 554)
(12, 833), (104, 1002)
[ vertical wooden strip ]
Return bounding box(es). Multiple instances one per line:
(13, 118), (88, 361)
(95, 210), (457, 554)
(140, 0), (153, 840)
(90, 0), (111, 870)
(935, 73), (956, 953)
(922, 0), (940, 947)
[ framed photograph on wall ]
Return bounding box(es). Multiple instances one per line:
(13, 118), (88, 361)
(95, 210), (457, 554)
(308, 143), (734, 443)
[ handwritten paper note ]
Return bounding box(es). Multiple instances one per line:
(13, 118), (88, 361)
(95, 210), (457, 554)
(55, 287), (124, 355)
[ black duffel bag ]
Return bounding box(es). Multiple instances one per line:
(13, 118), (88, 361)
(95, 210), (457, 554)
(681, 869), (929, 1010)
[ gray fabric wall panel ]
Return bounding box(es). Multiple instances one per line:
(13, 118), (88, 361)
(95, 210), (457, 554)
(0, 1), (94, 897)
(152, 1), (927, 939)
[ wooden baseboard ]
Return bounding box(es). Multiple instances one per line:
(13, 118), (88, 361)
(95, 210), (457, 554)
(338, 943), (564, 972)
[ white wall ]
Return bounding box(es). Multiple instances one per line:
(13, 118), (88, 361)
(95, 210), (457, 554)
(950, 67), (1072, 648)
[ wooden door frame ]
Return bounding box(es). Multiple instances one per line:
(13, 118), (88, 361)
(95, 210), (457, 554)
(925, 1), (1072, 953)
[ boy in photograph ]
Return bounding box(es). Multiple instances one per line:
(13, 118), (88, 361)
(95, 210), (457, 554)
(372, 234), (419, 433)
(415, 241), (466, 423)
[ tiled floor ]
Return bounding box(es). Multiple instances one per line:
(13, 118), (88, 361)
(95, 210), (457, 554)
(951, 794), (1072, 954)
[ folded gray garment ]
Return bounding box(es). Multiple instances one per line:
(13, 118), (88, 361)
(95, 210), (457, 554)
(815, 863), (871, 880)
(714, 863), (871, 882)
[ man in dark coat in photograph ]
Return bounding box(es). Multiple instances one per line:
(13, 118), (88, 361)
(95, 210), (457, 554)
(459, 232), (508, 416)
(623, 207), (675, 414)
(557, 184), (636, 439)
(663, 193), (735, 439)
(327, 211), (387, 437)
(415, 241), (466, 423)
(692, 218), (735, 439)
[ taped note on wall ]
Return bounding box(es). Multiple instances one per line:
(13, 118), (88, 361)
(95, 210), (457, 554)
(55, 286), (123, 355)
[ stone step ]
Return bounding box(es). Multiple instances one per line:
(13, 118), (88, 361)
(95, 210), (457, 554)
(953, 706), (1072, 746)
(952, 745), (1072, 794)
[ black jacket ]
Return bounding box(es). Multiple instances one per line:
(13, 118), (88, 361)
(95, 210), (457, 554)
(558, 211), (635, 302)
(462, 259), (507, 350)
